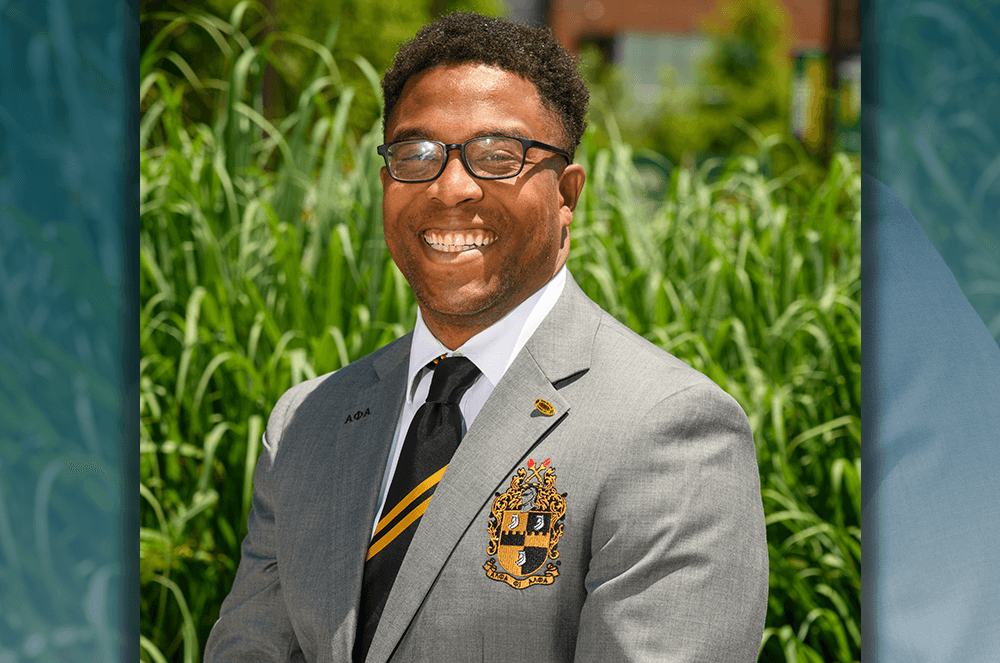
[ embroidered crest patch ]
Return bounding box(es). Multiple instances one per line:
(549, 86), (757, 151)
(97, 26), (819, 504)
(483, 458), (566, 589)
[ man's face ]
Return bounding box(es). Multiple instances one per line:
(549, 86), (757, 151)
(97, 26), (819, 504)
(381, 63), (586, 348)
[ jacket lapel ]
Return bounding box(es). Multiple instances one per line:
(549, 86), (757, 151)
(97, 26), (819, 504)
(364, 276), (601, 663)
(321, 337), (410, 660)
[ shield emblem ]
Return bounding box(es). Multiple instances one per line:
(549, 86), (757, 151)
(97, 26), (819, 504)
(484, 459), (566, 589)
(498, 510), (552, 575)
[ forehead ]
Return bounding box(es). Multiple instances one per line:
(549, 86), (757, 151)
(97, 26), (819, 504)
(385, 63), (559, 142)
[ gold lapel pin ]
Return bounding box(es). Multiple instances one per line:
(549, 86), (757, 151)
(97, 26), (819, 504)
(534, 399), (555, 416)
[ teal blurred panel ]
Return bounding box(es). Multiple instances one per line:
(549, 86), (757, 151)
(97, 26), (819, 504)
(866, 0), (1000, 659)
(863, 175), (1000, 661)
(0, 0), (132, 661)
(875, 0), (1000, 347)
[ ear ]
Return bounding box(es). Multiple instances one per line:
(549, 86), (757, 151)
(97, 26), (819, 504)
(557, 163), (586, 226)
(380, 166), (391, 189)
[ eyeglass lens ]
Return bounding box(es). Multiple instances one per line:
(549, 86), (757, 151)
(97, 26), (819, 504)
(387, 137), (525, 181)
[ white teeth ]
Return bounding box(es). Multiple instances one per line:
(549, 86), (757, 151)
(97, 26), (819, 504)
(423, 230), (496, 252)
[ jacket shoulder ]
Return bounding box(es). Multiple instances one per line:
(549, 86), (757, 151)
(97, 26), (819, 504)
(591, 308), (719, 395)
(266, 334), (410, 436)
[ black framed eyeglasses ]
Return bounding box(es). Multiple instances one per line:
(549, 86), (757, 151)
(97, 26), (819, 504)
(377, 135), (571, 183)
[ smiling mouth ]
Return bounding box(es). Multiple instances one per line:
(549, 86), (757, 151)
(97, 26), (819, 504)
(422, 229), (497, 253)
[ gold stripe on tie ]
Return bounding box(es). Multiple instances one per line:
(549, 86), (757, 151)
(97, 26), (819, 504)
(366, 495), (434, 561)
(372, 465), (449, 537)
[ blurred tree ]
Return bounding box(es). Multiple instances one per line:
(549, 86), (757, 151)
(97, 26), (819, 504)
(577, 42), (628, 152)
(642, 0), (796, 172)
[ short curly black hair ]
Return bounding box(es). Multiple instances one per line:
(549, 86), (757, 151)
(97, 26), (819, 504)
(381, 12), (589, 156)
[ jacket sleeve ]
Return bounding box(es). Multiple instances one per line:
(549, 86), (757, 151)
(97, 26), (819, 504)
(574, 382), (768, 662)
(204, 421), (305, 662)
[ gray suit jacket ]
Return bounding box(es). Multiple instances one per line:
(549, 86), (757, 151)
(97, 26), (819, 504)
(205, 274), (768, 662)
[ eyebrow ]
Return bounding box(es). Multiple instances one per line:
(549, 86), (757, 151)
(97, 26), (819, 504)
(389, 126), (532, 143)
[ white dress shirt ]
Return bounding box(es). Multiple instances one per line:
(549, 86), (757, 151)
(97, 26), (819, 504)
(370, 266), (567, 535)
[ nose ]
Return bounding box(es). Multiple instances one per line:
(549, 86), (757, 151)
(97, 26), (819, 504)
(426, 148), (483, 206)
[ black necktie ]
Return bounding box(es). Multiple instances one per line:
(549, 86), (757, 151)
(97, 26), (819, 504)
(355, 356), (481, 661)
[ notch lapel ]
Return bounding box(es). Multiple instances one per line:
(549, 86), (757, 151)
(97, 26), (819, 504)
(364, 276), (602, 663)
(314, 338), (410, 660)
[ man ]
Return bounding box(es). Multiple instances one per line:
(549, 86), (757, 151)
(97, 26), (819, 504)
(206, 13), (767, 663)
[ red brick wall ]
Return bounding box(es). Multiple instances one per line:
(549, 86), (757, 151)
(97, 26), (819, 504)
(550, 0), (829, 55)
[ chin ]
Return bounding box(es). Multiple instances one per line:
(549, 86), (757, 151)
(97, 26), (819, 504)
(418, 285), (509, 326)
(421, 293), (494, 322)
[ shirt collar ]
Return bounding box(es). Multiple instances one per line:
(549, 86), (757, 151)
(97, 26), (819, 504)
(405, 266), (567, 403)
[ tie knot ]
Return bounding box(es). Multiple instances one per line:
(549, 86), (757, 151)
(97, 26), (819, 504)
(426, 356), (481, 404)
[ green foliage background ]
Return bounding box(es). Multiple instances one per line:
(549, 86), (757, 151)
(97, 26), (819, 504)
(141, 0), (501, 139)
(139, 3), (860, 662)
(651, 0), (792, 164)
(582, 0), (816, 183)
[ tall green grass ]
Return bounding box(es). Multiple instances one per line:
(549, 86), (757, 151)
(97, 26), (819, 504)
(140, 6), (859, 662)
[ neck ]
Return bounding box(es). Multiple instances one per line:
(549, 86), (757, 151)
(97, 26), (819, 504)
(417, 265), (567, 350)
(420, 311), (493, 350)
